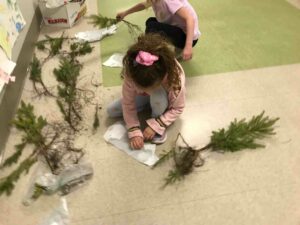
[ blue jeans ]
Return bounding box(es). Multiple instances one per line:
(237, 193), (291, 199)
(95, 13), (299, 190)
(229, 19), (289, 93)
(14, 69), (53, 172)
(107, 86), (168, 118)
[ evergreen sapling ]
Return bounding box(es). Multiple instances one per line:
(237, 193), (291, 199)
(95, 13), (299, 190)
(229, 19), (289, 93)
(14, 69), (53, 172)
(54, 58), (82, 131)
(0, 101), (84, 196)
(153, 111), (280, 187)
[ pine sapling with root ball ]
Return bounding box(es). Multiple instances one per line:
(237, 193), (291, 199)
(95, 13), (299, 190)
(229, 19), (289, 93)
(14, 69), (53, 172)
(153, 111), (280, 187)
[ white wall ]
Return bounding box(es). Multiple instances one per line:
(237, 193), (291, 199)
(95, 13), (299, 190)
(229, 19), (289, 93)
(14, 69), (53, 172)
(12, 0), (39, 62)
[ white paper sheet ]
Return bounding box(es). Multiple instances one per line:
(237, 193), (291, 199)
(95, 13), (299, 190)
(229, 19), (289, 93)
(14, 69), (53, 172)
(44, 0), (70, 8)
(102, 53), (124, 68)
(104, 122), (159, 166)
(0, 51), (16, 93)
(75, 25), (117, 42)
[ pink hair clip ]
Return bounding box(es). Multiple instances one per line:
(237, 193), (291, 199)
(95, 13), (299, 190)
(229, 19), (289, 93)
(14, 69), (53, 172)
(135, 51), (159, 66)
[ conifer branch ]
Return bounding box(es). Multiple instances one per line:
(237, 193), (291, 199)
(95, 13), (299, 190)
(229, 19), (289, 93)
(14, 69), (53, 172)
(210, 111), (279, 152)
(154, 112), (279, 186)
(163, 168), (182, 187)
(54, 58), (82, 131)
(29, 55), (54, 97)
(36, 33), (65, 57)
(87, 14), (142, 36)
(0, 102), (84, 196)
(0, 156), (37, 196)
(93, 104), (100, 131)
(0, 143), (26, 169)
(68, 41), (93, 62)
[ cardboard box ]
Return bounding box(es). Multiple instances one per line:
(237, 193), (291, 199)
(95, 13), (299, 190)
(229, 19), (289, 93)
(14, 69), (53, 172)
(39, 0), (87, 28)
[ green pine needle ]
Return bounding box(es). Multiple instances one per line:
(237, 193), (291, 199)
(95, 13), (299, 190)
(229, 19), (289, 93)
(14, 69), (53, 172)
(163, 168), (183, 187)
(29, 55), (42, 83)
(0, 143), (26, 169)
(210, 111), (279, 152)
(54, 58), (82, 130)
(69, 42), (93, 60)
(56, 99), (67, 118)
(36, 40), (47, 51)
(35, 34), (65, 56)
(93, 105), (100, 131)
(87, 14), (141, 36)
(12, 101), (47, 145)
(46, 34), (64, 56)
(0, 156), (37, 196)
(54, 58), (81, 85)
(87, 14), (117, 28)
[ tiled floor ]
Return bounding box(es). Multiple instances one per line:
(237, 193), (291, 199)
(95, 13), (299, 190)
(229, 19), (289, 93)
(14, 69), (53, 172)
(1, 1), (300, 225)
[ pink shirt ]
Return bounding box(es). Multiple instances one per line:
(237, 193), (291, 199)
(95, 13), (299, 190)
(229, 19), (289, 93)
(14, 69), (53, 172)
(122, 61), (186, 139)
(151, 0), (201, 40)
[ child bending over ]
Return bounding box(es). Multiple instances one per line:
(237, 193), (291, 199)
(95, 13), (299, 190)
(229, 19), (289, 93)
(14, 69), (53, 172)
(107, 33), (186, 150)
(116, 0), (200, 61)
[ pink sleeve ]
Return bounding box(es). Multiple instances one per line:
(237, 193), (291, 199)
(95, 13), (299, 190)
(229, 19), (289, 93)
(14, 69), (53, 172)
(160, 89), (185, 126)
(146, 69), (186, 135)
(122, 77), (143, 138)
(146, 88), (185, 135)
(165, 0), (184, 14)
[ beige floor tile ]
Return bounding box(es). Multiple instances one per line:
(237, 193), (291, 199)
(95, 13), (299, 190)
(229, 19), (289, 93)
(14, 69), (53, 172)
(181, 182), (300, 225)
(108, 155), (184, 215)
(112, 203), (185, 225)
(286, 0), (300, 9)
(65, 159), (113, 222)
(185, 64), (300, 107)
(72, 216), (114, 225)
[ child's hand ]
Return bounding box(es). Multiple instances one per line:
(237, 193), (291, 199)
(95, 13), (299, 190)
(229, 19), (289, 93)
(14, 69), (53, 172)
(130, 136), (144, 150)
(116, 11), (127, 21)
(143, 126), (156, 141)
(182, 46), (193, 61)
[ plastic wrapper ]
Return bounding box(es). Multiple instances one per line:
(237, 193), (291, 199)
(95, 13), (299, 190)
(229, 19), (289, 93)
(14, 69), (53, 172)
(23, 162), (93, 205)
(39, 198), (70, 225)
(102, 53), (124, 68)
(58, 163), (94, 195)
(22, 162), (53, 206)
(75, 25), (117, 42)
(35, 173), (60, 193)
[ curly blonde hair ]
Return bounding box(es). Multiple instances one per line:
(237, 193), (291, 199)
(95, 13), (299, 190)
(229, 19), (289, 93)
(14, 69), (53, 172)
(123, 33), (181, 91)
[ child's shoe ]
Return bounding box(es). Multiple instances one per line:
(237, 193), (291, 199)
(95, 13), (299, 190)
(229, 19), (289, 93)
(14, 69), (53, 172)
(152, 132), (167, 144)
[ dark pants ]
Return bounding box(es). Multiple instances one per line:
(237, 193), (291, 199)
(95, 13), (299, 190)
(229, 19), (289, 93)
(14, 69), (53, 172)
(145, 17), (198, 49)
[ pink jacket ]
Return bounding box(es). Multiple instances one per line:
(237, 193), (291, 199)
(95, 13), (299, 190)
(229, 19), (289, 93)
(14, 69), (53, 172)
(121, 62), (186, 139)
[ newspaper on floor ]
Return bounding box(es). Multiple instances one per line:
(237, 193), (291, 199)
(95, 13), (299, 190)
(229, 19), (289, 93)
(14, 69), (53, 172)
(75, 25), (117, 42)
(104, 121), (159, 166)
(102, 53), (124, 68)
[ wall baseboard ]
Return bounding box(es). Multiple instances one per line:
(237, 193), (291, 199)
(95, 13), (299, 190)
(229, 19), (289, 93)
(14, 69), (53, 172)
(0, 7), (42, 161)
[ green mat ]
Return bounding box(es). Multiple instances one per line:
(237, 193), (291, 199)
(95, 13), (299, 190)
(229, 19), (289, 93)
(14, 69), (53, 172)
(98, 0), (300, 87)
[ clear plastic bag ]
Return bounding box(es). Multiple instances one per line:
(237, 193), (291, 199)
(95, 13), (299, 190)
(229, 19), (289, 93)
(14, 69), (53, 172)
(22, 162), (56, 206)
(58, 163), (94, 195)
(23, 162), (93, 205)
(38, 198), (70, 225)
